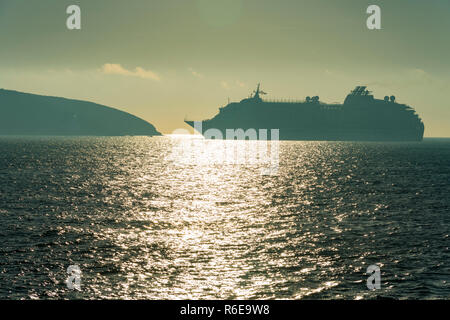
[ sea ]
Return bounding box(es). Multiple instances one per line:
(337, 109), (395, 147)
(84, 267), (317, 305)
(0, 136), (449, 299)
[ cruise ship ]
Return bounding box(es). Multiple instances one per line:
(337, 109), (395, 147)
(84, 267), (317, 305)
(185, 84), (424, 141)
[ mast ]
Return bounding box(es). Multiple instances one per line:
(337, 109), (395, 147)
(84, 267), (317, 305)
(253, 83), (267, 100)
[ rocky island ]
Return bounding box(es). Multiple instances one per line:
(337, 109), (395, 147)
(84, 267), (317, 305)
(0, 89), (161, 136)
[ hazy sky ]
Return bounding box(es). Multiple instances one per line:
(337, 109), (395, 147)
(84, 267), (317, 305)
(0, 0), (449, 136)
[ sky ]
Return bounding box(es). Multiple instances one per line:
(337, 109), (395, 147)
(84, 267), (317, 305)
(0, 0), (449, 136)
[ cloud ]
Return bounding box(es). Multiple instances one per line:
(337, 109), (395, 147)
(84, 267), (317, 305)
(188, 67), (204, 79)
(220, 81), (230, 89)
(407, 68), (433, 83)
(220, 80), (246, 89)
(366, 68), (435, 89)
(236, 80), (246, 87)
(101, 63), (160, 81)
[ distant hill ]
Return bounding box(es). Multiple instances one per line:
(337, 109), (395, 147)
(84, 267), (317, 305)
(0, 89), (161, 136)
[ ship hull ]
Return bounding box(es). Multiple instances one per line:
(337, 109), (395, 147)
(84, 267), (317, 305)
(185, 121), (424, 142)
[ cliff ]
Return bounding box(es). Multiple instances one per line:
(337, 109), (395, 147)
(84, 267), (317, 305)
(0, 89), (161, 136)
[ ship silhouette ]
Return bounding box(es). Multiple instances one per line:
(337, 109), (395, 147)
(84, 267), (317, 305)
(185, 84), (424, 141)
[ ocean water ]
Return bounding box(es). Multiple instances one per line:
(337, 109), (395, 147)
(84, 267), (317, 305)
(0, 136), (449, 300)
